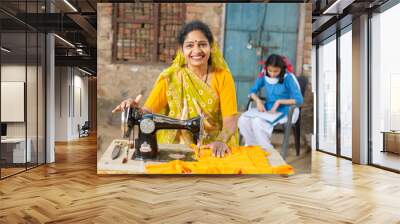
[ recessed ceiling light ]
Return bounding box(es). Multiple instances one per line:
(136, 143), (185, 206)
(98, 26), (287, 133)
(63, 0), (78, 12)
(78, 67), (93, 76)
(1, 47), (11, 53)
(54, 34), (75, 48)
(322, 0), (355, 15)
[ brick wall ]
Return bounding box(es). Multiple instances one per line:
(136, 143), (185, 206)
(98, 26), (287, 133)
(299, 3), (314, 149)
(303, 3), (313, 77)
(185, 3), (225, 45)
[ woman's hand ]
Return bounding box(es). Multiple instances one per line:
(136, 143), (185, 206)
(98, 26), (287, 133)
(269, 100), (280, 113)
(256, 100), (266, 112)
(204, 141), (231, 158)
(112, 94), (142, 113)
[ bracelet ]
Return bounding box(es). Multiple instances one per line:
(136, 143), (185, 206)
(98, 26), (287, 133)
(215, 128), (233, 143)
(214, 137), (226, 143)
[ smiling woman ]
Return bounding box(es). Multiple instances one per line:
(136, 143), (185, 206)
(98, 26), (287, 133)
(113, 20), (239, 158)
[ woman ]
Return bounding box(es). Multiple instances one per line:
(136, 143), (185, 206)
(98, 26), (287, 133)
(238, 54), (304, 151)
(113, 20), (238, 158)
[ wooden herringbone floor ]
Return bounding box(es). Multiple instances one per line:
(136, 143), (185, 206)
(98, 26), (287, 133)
(1, 135), (400, 224)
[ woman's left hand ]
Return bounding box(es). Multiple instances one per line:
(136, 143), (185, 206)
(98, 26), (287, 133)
(269, 100), (280, 113)
(204, 141), (231, 158)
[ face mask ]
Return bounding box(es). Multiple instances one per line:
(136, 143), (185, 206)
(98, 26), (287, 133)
(265, 76), (279, 84)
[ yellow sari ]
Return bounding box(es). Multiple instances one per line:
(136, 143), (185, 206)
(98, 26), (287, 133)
(147, 43), (238, 147)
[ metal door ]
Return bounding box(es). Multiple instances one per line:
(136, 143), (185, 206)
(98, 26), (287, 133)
(224, 3), (299, 110)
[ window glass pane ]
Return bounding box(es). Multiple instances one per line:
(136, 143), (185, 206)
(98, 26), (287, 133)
(371, 4), (400, 171)
(318, 37), (337, 154)
(340, 29), (352, 158)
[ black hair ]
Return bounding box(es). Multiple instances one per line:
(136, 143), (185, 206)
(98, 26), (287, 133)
(177, 20), (214, 46)
(265, 54), (287, 84)
(177, 20), (214, 65)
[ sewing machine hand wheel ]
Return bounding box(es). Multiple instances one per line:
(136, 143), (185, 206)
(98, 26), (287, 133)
(121, 107), (142, 139)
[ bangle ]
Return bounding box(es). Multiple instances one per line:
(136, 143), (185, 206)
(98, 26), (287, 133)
(215, 137), (227, 143)
(215, 128), (232, 143)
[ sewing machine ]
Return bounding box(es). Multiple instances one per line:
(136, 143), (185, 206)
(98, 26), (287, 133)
(122, 108), (204, 160)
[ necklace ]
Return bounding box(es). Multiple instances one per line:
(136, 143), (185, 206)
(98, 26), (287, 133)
(203, 67), (210, 84)
(203, 73), (209, 84)
(186, 65), (209, 84)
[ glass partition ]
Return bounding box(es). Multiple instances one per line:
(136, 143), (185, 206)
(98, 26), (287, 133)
(0, 1), (46, 179)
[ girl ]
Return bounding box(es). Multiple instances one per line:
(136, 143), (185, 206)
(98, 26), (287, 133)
(238, 54), (304, 151)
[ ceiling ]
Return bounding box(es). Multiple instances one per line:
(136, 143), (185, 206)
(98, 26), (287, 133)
(312, 0), (389, 44)
(0, 0), (97, 75)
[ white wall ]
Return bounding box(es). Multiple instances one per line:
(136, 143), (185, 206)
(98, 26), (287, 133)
(54, 67), (89, 141)
(73, 72), (89, 138)
(55, 67), (69, 141)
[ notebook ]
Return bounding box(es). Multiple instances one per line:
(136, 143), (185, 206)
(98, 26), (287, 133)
(242, 108), (285, 125)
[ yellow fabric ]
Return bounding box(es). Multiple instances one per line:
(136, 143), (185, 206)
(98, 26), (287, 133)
(145, 145), (294, 175)
(143, 42), (238, 147)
